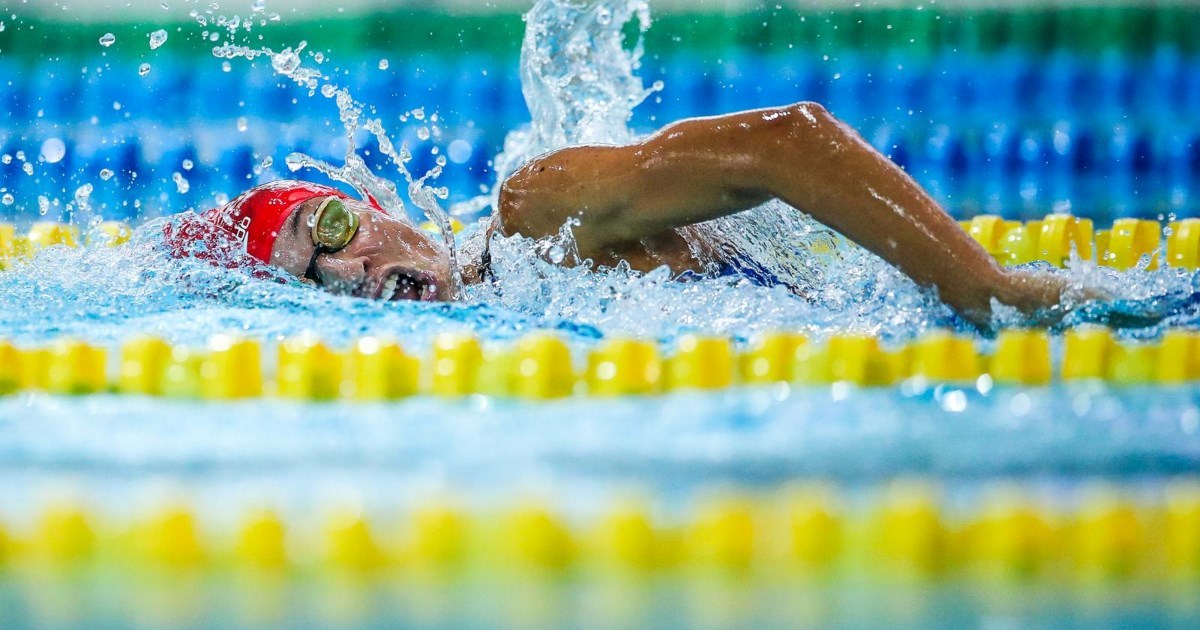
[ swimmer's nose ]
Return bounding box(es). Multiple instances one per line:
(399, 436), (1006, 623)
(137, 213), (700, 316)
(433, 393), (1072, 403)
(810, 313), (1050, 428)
(313, 255), (370, 295)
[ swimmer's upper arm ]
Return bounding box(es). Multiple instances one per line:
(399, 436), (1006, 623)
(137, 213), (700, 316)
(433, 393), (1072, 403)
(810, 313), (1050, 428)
(496, 109), (788, 252)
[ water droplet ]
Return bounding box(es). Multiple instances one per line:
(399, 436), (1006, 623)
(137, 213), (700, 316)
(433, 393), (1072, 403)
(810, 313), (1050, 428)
(0, 193), (12, 206)
(306, 213), (317, 228)
(138, 63), (151, 76)
(99, 168), (114, 180)
(40, 138), (66, 164)
(181, 159), (193, 170)
(149, 29), (168, 50)
(271, 48), (300, 75)
(236, 116), (248, 132)
(99, 32), (115, 47)
(378, 58), (389, 70)
(448, 139), (472, 164)
(172, 172), (190, 194)
(548, 244), (566, 264)
(75, 184), (93, 206)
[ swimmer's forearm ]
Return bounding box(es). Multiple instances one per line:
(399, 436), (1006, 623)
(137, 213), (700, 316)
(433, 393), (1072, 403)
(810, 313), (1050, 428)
(751, 105), (1012, 317)
(630, 103), (1032, 319)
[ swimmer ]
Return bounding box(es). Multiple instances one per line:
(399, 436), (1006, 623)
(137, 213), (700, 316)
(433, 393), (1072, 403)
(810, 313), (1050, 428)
(165, 102), (1070, 327)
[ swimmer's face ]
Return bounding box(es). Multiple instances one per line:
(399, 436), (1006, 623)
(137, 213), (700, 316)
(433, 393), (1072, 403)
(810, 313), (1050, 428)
(269, 197), (453, 302)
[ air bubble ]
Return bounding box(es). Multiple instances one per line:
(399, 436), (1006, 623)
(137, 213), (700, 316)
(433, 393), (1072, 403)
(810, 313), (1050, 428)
(416, 127), (430, 141)
(172, 172), (190, 194)
(378, 58), (389, 70)
(236, 117), (248, 132)
(261, 156), (273, 168)
(99, 33), (115, 47)
(320, 84), (336, 98)
(40, 138), (66, 164)
(138, 63), (151, 76)
(548, 244), (566, 264)
(22, 163), (33, 176)
(149, 29), (168, 50)
(0, 154), (10, 165)
(0, 194), (12, 206)
(182, 159), (193, 170)
(99, 168), (114, 180)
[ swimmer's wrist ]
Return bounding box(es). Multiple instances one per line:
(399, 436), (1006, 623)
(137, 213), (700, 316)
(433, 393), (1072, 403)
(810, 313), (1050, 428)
(994, 270), (1068, 315)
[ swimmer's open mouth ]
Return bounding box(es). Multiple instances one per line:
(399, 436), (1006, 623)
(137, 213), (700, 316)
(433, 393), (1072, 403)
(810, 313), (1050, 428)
(377, 269), (438, 302)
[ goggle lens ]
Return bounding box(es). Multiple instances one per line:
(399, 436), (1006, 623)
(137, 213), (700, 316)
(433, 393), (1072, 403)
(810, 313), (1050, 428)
(312, 197), (360, 251)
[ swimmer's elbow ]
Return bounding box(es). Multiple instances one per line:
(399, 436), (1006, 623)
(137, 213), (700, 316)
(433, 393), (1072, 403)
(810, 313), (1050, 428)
(778, 101), (837, 135)
(497, 159), (564, 239)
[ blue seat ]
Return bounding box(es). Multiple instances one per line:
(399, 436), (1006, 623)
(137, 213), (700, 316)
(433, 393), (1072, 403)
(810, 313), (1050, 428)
(0, 58), (30, 125)
(192, 64), (244, 121)
(34, 60), (83, 124)
(243, 62), (297, 122)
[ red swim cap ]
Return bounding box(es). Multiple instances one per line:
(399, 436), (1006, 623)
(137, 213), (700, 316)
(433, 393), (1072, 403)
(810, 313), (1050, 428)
(163, 180), (364, 268)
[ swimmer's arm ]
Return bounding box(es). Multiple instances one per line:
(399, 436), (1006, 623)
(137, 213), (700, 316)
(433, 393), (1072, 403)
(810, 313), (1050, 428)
(498, 102), (1064, 324)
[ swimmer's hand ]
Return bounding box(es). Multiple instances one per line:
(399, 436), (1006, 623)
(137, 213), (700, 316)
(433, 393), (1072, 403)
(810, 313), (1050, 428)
(990, 270), (1110, 327)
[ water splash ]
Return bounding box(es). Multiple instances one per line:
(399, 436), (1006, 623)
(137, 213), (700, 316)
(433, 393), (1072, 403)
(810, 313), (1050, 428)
(473, 0), (849, 295)
(209, 35), (463, 297)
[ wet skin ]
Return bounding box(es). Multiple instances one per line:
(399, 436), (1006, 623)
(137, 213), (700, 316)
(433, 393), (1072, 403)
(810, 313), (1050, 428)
(268, 101), (1069, 326)
(269, 196), (454, 302)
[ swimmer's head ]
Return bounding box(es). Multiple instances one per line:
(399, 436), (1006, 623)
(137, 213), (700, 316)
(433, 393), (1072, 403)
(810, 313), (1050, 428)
(163, 179), (453, 302)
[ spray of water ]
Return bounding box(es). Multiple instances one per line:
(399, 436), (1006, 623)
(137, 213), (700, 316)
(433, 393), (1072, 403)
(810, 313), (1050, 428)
(208, 31), (463, 297)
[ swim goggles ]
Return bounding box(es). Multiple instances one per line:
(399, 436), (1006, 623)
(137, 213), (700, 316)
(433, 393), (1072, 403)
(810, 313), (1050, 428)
(304, 196), (360, 284)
